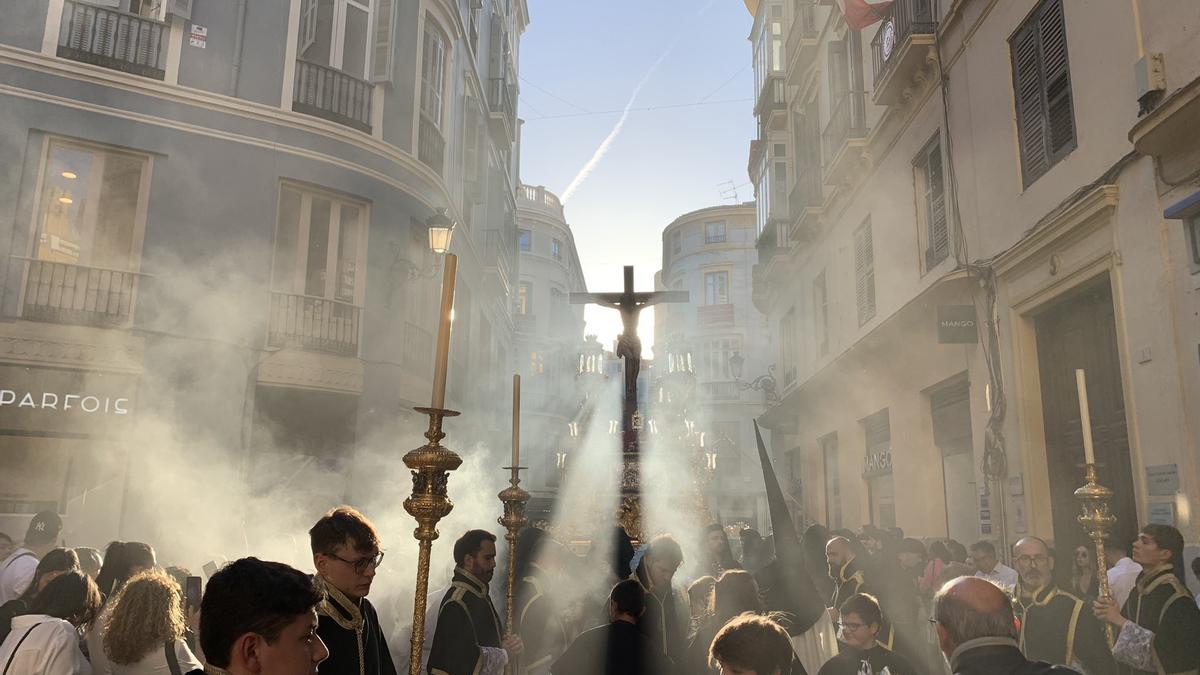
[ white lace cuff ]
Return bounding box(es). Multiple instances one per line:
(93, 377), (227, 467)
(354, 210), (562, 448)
(480, 646), (509, 675)
(1112, 621), (1155, 672)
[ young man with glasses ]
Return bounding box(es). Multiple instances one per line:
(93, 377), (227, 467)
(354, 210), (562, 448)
(309, 506), (396, 675)
(817, 593), (915, 675)
(1011, 537), (1115, 675)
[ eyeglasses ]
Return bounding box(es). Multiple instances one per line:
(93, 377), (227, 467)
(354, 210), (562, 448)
(837, 621), (867, 632)
(1014, 555), (1050, 566)
(331, 550), (384, 574)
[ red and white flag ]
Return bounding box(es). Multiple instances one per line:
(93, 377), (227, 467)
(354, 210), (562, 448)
(835, 0), (893, 30)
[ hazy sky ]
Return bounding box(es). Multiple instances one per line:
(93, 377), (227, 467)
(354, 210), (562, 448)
(518, 0), (756, 356)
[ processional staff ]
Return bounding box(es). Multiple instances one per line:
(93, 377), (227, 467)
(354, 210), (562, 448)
(1073, 368), (1116, 646)
(404, 254), (463, 675)
(499, 374), (530, 675)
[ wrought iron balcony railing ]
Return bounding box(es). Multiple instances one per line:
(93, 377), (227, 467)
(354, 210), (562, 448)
(292, 60), (373, 132)
(822, 90), (868, 165)
(418, 114), (446, 175)
(57, 0), (167, 79)
(268, 292), (361, 357)
(871, 0), (938, 90)
(21, 258), (140, 327)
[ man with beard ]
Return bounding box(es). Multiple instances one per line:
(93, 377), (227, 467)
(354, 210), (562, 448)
(827, 535), (895, 656)
(1011, 537), (1115, 675)
(309, 507), (396, 675)
(631, 534), (687, 672)
(513, 529), (569, 675)
(702, 524), (740, 578)
(428, 529), (524, 675)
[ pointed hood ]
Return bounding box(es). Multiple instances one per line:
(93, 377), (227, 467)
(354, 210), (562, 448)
(753, 419), (825, 634)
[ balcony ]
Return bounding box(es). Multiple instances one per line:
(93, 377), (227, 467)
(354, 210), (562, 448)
(418, 114), (446, 175)
(518, 184), (564, 219)
(292, 60), (373, 133)
(268, 292), (361, 357)
(755, 76), (787, 136)
(756, 222), (785, 263)
(57, 0), (167, 80)
(21, 259), (140, 327)
(785, 2), (821, 87)
(515, 313), (536, 334)
(482, 228), (514, 295)
(488, 77), (518, 146)
(822, 91), (869, 185)
(871, 0), (939, 105)
(698, 304), (735, 326)
(702, 381), (740, 401)
(787, 165), (824, 245)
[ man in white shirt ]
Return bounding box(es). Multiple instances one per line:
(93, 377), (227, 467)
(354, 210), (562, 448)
(970, 540), (1017, 595)
(1103, 540), (1142, 607)
(0, 511), (63, 603)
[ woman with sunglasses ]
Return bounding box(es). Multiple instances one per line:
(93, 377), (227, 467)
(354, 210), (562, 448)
(1069, 546), (1098, 601)
(818, 594), (916, 675)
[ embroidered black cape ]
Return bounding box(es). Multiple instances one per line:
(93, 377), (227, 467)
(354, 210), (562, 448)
(314, 581), (397, 675)
(1014, 583), (1115, 675)
(428, 568), (505, 675)
(1118, 564), (1200, 675)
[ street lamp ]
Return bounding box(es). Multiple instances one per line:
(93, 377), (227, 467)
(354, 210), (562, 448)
(728, 351), (779, 402)
(426, 207), (456, 255)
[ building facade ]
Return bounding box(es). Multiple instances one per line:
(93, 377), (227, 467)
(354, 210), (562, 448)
(747, 0), (1200, 570)
(513, 183), (587, 519)
(655, 203), (770, 530)
(0, 0), (528, 553)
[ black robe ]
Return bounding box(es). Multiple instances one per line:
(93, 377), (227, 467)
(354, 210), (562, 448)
(550, 620), (669, 675)
(952, 639), (1083, 675)
(831, 557), (895, 651)
(817, 643), (916, 675)
(428, 568), (505, 675)
(632, 562), (686, 672)
(514, 564), (568, 674)
(1014, 583), (1115, 675)
(315, 581), (397, 675)
(1118, 564), (1200, 675)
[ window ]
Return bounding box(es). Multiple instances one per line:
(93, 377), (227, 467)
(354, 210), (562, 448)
(821, 434), (841, 529)
(863, 409), (895, 529)
(752, 2), (784, 97)
(1187, 216), (1200, 269)
(854, 221), (876, 325)
(32, 139), (148, 272)
(1011, 0), (1076, 189)
(518, 229), (531, 251)
(517, 281), (532, 315)
(550, 288), (566, 326)
(420, 19), (449, 127)
(552, 238), (563, 260)
(699, 337), (740, 381)
(773, 161), (788, 220)
(915, 137), (949, 270)
(297, 0), (374, 80)
(704, 271), (730, 305)
(714, 421), (743, 479)
(530, 351), (544, 373)
(781, 306), (798, 385)
(272, 185), (367, 305)
(813, 269), (829, 357)
(705, 221), (727, 244)
(672, 230), (683, 254)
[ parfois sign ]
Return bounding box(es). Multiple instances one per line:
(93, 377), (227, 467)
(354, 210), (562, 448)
(0, 365), (136, 436)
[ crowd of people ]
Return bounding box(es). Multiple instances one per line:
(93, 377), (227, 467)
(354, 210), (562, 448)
(2, 506), (1200, 675)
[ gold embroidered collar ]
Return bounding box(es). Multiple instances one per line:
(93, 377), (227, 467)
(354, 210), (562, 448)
(316, 576), (364, 631)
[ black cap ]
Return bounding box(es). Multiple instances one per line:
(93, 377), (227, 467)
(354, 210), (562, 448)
(25, 510), (63, 545)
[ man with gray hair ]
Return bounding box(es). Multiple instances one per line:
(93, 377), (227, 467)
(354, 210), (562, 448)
(932, 576), (1081, 675)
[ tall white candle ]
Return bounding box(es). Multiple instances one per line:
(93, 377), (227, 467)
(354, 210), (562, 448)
(511, 374), (520, 468)
(1075, 369), (1096, 465)
(430, 254), (458, 409)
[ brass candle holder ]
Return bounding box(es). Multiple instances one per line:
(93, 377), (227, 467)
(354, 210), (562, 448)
(1074, 462), (1116, 647)
(403, 406), (462, 675)
(498, 464), (529, 674)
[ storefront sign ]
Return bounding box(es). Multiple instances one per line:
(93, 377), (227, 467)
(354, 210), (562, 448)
(1146, 464), (1180, 496)
(0, 365), (136, 437)
(937, 306), (979, 344)
(862, 450), (893, 478)
(1148, 501), (1176, 526)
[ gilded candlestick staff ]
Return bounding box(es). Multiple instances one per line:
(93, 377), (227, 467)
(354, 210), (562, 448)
(404, 253), (462, 675)
(498, 374), (530, 675)
(1073, 368), (1116, 647)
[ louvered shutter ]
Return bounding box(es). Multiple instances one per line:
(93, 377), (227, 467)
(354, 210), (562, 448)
(828, 39), (848, 102)
(927, 142), (949, 263)
(855, 222), (875, 325)
(167, 0), (192, 20)
(489, 12), (503, 79)
(1012, 19), (1047, 188)
(298, 0), (317, 56)
(1040, 0), (1076, 161)
(370, 0), (395, 82)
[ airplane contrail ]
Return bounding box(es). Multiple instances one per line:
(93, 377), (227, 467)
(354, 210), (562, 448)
(559, 0), (718, 205)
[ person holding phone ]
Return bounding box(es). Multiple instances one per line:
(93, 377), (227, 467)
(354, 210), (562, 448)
(101, 570), (203, 675)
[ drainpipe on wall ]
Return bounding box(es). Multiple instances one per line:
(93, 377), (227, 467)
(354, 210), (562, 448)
(229, 0), (248, 96)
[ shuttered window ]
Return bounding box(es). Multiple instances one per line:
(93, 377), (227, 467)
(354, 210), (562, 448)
(916, 137), (948, 269)
(854, 220), (875, 326)
(1010, 0), (1076, 189)
(931, 380), (972, 456)
(813, 269), (828, 356)
(370, 0), (395, 82)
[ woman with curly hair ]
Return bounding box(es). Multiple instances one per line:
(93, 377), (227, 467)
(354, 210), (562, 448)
(102, 570), (201, 675)
(87, 542), (156, 675)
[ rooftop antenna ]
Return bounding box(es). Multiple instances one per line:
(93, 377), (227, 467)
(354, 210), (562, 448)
(718, 180), (740, 203)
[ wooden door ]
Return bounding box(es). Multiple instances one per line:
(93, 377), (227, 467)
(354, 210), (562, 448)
(1035, 278), (1137, 560)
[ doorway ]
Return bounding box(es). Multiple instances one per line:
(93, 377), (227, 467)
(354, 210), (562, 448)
(1034, 277), (1136, 559)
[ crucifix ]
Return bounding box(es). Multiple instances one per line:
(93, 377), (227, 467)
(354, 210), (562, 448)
(571, 266), (688, 539)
